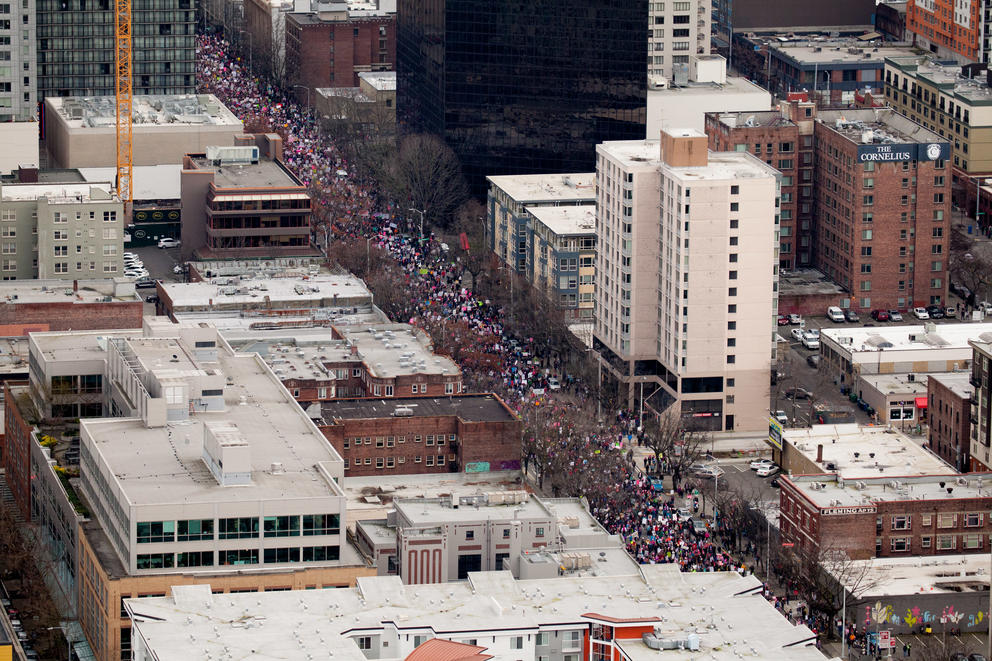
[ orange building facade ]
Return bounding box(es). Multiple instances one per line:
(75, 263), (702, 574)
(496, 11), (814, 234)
(907, 0), (984, 63)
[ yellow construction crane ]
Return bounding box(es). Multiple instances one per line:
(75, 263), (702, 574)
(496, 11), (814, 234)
(114, 0), (133, 207)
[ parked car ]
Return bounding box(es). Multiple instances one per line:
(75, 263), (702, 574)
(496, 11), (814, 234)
(750, 458), (774, 470)
(913, 307), (930, 320)
(926, 305), (944, 319)
(801, 332), (820, 350)
(826, 306), (845, 322)
(784, 386), (812, 400)
(690, 464), (724, 479)
(134, 278), (157, 289)
(774, 410), (788, 425)
(870, 309), (890, 322)
(158, 237), (180, 249)
(788, 314), (801, 324)
(145, 295), (159, 304)
(547, 377), (561, 391)
(790, 328), (804, 341)
(777, 314), (789, 326)
(807, 354), (820, 368)
(944, 306), (957, 318)
(756, 464), (780, 477)
(844, 309), (860, 323)
(770, 477), (781, 488)
(888, 310), (904, 322)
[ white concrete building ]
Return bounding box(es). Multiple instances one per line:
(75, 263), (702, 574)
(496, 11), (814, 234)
(646, 56), (771, 135)
(0, 182), (125, 280)
(76, 318), (350, 575)
(0, 122), (40, 175)
(125, 565), (824, 661)
(648, 0), (712, 84)
(594, 129), (780, 432)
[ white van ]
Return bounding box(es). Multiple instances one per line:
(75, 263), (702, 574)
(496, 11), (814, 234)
(826, 306), (845, 323)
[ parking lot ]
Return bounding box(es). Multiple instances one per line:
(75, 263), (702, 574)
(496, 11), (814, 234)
(125, 244), (183, 312)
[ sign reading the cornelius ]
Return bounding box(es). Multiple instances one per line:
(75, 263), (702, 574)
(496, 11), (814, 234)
(857, 142), (950, 163)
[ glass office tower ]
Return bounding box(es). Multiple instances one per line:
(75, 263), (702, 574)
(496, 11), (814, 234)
(398, 0), (647, 195)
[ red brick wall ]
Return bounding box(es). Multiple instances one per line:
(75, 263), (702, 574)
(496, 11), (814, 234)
(0, 301), (143, 333)
(2, 382), (34, 522)
(287, 14), (395, 91)
(928, 378), (972, 472)
(813, 124), (950, 311)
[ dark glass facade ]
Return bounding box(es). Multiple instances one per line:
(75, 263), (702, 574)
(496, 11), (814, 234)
(37, 0), (196, 99)
(398, 0), (647, 195)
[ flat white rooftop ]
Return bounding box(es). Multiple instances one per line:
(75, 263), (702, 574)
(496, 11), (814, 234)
(161, 273), (372, 309)
(358, 71), (396, 91)
(929, 372), (974, 399)
(859, 372), (931, 396)
(81, 347), (344, 507)
(0, 338), (28, 373)
(0, 279), (140, 304)
(395, 494), (550, 525)
(527, 204), (596, 237)
(771, 42), (918, 65)
(647, 76), (768, 97)
(32, 328), (142, 363)
(78, 164), (182, 201)
(1, 182), (117, 203)
(125, 566), (822, 661)
(48, 94), (242, 129)
(336, 324), (458, 379)
(784, 423), (954, 478)
(834, 553), (992, 598)
(785, 472), (992, 507)
(485, 173), (596, 204)
(821, 323), (992, 354)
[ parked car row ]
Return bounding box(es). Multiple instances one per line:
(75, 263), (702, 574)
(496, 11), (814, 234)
(830, 305), (960, 323)
(749, 458), (780, 477)
(776, 313), (803, 326)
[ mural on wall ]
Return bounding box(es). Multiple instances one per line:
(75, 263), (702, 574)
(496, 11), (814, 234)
(865, 601), (986, 631)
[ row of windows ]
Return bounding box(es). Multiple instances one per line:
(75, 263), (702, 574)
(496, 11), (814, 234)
(884, 512), (984, 531)
(342, 434), (456, 449)
(344, 454), (455, 469)
(136, 515), (340, 543)
(886, 534), (983, 552)
(136, 545), (341, 569)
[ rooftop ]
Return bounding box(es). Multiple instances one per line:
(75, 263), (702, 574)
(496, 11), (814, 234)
(190, 155), (303, 189)
(31, 328), (142, 364)
(785, 472), (992, 507)
(0, 338), (28, 374)
(859, 372), (931, 396)
(335, 324), (459, 379)
(820, 322), (992, 355)
(886, 56), (992, 104)
(47, 94), (242, 129)
(779, 268), (849, 296)
(321, 394), (514, 424)
(769, 41), (918, 66)
(160, 273), (372, 310)
(0, 279), (141, 304)
(709, 110), (797, 129)
(524, 205), (596, 238)
(833, 553), (992, 598)
(81, 345), (345, 507)
(784, 423), (954, 478)
(598, 140), (779, 181)
(358, 71), (396, 91)
(0, 182), (117, 203)
(648, 76), (769, 97)
(78, 164), (181, 201)
(395, 492), (550, 525)
(817, 108), (945, 145)
(928, 371), (974, 399)
(125, 566), (822, 661)
(485, 173), (596, 204)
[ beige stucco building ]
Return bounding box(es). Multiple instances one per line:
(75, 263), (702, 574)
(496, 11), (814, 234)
(593, 129), (780, 432)
(44, 95), (243, 169)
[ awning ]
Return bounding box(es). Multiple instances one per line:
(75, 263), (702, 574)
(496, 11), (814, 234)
(915, 397), (928, 409)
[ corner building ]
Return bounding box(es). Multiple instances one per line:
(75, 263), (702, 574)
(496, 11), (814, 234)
(813, 109), (951, 311)
(594, 129), (779, 432)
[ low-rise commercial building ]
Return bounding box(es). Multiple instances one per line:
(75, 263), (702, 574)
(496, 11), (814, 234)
(180, 136), (316, 260)
(779, 472), (992, 560)
(124, 566), (825, 661)
(856, 372), (931, 426)
(0, 182), (125, 280)
(0, 279), (142, 335)
(44, 95), (243, 169)
(316, 71), (397, 138)
(928, 372), (974, 472)
(320, 393), (520, 477)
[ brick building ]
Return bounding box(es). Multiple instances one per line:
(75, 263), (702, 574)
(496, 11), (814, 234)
(285, 3), (394, 96)
(780, 473), (992, 560)
(0, 279), (143, 335)
(814, 109), (951, 312)
(319, 394), (521, 476)
(2, 381), (34, 521)
(928, 372), (973, 473)
(705, 98), (814, 270)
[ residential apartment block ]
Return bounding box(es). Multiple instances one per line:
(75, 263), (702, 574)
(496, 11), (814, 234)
(906, 0), (987, 64)
(647, 0), (711, 85)
(970, 338), (992, 470)
(813, 109), (951, 311)
(0, 0), (36, 121)
(928, 372), (974, 472)
(593, 129), (779, 431)
(0, 182), (124, 280)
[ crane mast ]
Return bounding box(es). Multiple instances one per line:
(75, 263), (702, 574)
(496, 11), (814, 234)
(114, 0), (133, 207)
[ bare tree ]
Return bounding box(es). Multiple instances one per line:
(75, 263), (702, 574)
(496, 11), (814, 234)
(949, 226), (992, 307)
(377, 134), (469, 232)
(642, 410), (709, 488)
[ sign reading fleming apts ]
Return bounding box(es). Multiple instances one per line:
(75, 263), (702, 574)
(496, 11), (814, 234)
(821, 506), (877, 516)
(857, 142), (950, 163)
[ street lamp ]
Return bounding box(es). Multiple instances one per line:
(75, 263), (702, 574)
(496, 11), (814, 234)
(408, 207), (425, 241)
(292, 84), (311, 111)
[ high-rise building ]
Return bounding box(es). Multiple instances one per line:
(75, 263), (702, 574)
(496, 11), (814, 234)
(397, 0), (647, 195)
(647, 0), (711, 85)
(813, 109), (951, 311)
(906, 0), (989, 64)
(0, 0), (37, 121)
(593, 129), (779, 432)
(36, 0), (196, 100)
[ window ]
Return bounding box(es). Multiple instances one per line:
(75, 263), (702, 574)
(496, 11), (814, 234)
(375, 457), (384, 469)
(964, 533), (983, 549)
(921, 536), (931, 548)
(176, 551), (214, 568)
(303, 514), (340, 536)
(177, 519), (213, 541)
(891, 515), (911, 530)
(965, 513), (983, 527)
(890, 537), (909, 552)
(136, 521), (175, 544)
(136, 553), (174, 569)
(218, 517), (259, 539)
(536, 527), (545, 538)
(302, 545), (340, 561)
(103, 210), (117, 222)
(936, 535), (956, 550)
(219, 549), (259, 566)
(263, 515), (300, 537)
(465, 530), (474, 540)
(356, 637), (372, 650)
(426, 456), (434, 466)
(445, 382), (454, 394)
(511, 637), (524, 650)
(937, 513), (956, 528)
(263, 547), (301, 564)
(922, 514), (933, 526)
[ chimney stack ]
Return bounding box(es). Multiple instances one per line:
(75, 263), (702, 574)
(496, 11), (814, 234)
(816, 444), (823, 462)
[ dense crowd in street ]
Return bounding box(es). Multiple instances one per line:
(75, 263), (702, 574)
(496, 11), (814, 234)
(196, 34), (766, 577)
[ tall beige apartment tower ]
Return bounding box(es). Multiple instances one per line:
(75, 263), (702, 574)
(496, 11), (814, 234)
(593, 128), (779, 432)
(648, 0), (712, 85)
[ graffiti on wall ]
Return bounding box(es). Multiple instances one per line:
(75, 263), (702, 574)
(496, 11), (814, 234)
(866, 601), (986, 630)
